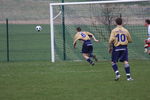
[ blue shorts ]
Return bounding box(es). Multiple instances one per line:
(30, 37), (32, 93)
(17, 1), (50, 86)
(112, 46), (128, 63)
(81, 40), (93, 53)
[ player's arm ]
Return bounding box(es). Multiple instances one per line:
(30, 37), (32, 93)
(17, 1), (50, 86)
(73, 42), (77, 48)
(127, 31), (132, 43)
(108, 31), (115, 53)
(87, 32), (99, 42)
(108, 43), (113, 53)
(73, 39), (78, 48)
(73, 34), (79, 48)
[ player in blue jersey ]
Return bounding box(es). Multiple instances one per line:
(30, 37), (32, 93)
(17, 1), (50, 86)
(73, 27), (99, 65)
(109, 18), (133, 81)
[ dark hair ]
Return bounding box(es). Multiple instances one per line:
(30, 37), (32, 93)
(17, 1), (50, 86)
(76, 27), (81, 32)
(145, 19), (150, 24)
(115, 18), (122, 25)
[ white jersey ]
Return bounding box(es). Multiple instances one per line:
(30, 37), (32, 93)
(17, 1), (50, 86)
(147, 37), (150, 40)
(148, 25), (150, 37)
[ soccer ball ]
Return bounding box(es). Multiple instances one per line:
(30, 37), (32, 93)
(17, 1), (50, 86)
(35, 25), (42, 32)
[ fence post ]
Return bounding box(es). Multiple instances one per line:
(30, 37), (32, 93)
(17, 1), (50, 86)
(6, 18), (10, 62)
(62, 0), (66, 60)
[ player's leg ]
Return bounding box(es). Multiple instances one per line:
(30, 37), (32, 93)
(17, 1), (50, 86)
(144, 47), (148, 53)
(89, 46), (98, 62)
(82, 45), (94, 65)
(120, 50), (133, 81)
(124, 61), (133, 81)
(111, 50), (120, 81)
(89, 53), (98, 62)
(82, 53), (94, 65)
(147, 47), (150, 55)
(93, 55), (98, 62)
(112, 62), (120, 81)
(144, 44), (148, 53)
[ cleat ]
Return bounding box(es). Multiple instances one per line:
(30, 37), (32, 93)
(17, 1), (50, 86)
(93, 55), (98, 62)
(115, 75), (121, 81)
(91, 62), (95, 66)
(127, 77), (134, 81)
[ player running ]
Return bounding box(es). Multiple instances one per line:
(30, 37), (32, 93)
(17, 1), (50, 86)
(73, 27), (99, 66)
(109, 18), (133, 81)
(144, 19), (150, 54)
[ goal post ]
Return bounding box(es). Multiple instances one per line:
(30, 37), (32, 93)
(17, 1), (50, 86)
(50, 4), (55, 62)
(50, 0), (150, 62)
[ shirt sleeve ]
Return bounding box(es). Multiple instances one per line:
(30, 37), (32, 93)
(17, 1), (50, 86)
(109, 31), (115, 44)
(127, 30), (132, 43)
(86, 32), (93, 37)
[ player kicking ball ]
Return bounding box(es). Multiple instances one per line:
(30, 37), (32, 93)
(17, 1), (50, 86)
(73, 27), (99, 66)
(109, 18), (133, 81)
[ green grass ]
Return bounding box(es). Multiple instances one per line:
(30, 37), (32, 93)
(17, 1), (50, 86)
(0, 60), (150, 100)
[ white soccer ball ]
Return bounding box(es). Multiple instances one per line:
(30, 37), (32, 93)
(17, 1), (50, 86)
(35, 25), (42, 32)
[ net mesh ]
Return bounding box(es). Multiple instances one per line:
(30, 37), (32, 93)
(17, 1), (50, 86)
(0, 0), (150, 62)
(53, 1), (150, 61)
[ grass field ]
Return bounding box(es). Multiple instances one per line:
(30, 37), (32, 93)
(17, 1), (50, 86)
(0, 60), (150, 100)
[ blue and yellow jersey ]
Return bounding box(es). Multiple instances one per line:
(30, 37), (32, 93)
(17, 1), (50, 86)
(73, 31), (93, 45)
(109, 26), (132, 47)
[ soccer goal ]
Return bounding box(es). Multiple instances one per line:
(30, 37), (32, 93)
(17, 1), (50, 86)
(50, 0), (150, 62)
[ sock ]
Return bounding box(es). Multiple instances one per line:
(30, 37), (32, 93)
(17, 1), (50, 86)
(86, 58), (93, 64)
(112, 63), (120, 76)
(124, 64), (131, 78)
(89, 53), (94, 58)
(89, 53), (97, 62)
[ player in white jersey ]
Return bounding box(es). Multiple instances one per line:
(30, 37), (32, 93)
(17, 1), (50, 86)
(145, 19), (150, 39)
(144, 19), (150, 54)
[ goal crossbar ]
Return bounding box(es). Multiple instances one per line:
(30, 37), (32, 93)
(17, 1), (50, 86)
(50, 0), (149, 6)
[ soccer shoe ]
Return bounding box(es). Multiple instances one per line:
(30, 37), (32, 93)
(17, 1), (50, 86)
(127, 77), (134, 81)
(114, 75), (121, 81)
(93, 55), (98, 62)
(91, 62), (95, 66)
(144, 48), (148, 53)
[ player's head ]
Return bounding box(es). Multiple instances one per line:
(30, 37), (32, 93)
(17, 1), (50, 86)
(145, 19), (150, 26)
(115, 18), (122, 25)
(76, 27), (81, 32)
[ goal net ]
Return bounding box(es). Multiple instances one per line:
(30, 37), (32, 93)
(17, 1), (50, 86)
(50, 0), (150, 62)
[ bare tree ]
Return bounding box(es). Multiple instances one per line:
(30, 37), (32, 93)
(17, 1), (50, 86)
(100, 4), (122, 33)
(89, 4), (122, 41)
